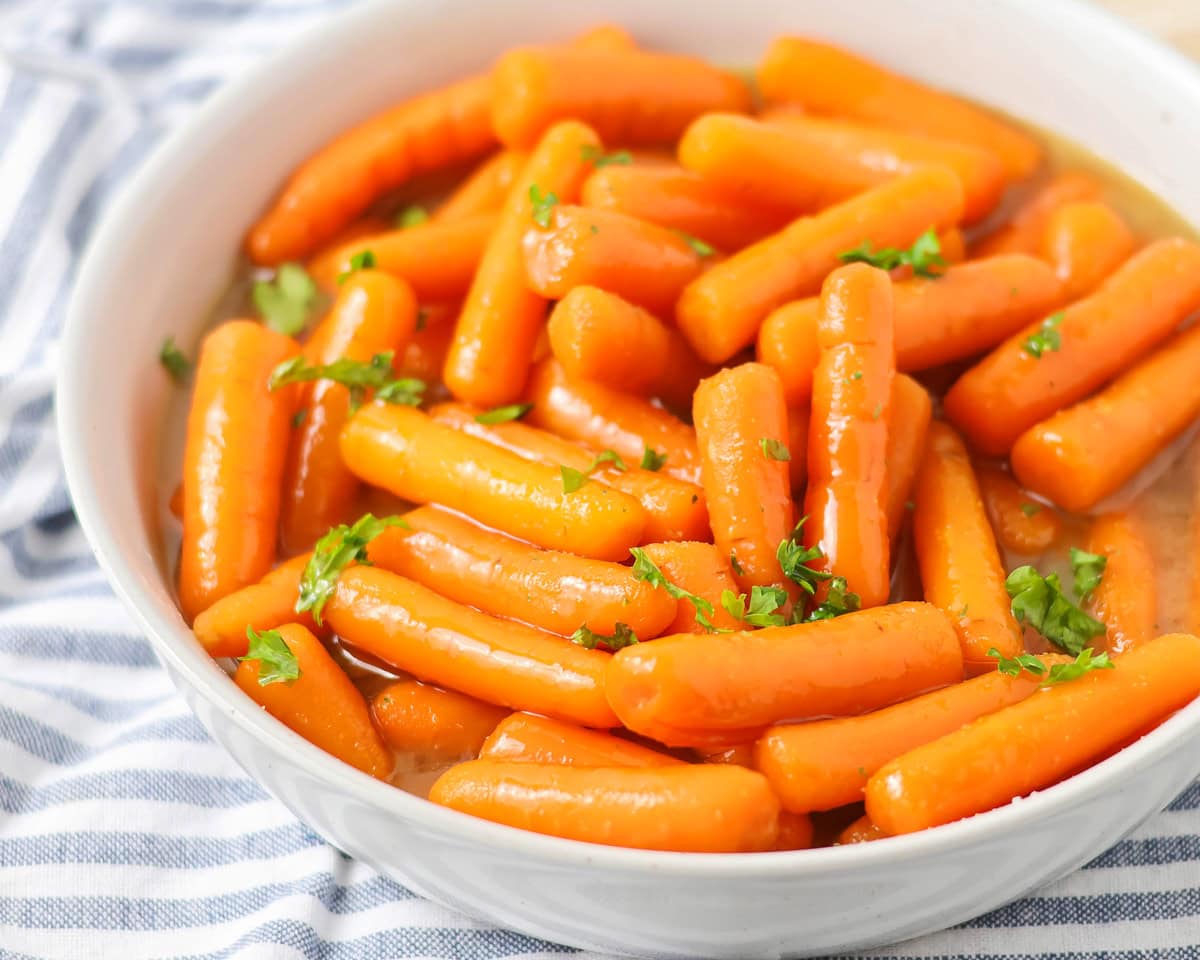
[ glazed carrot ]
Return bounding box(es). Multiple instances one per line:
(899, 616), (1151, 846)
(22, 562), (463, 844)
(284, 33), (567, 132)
(693, 363), (795, 595)
(480, 713), (682, 767)
(235, 623), (392, 778)
(677, 166), (963, 364)
(370, 680), (508, 760)
(775, 812), (816, 851)
(972, 172), (1101, 258)
(491, 46), (751, 148)
(280, 271), (419, 554)
(433, 150), (526, 222)
(837, 816), (887, 845)
(866, 632), (1200, 834)
(758, 37), (1041, 178)
(395, 311), (456, 381)
(339, 403), (644, 560)
(975, 464), (1062, 556)
(699, 743), (756, 767)
(581, 163), (793, 251)
(1010, 322), (1200, 512)
(445, 122), (599, 407)
(938, 227), (966, 265)
(366, 505), (677, 639)
(1040, 201), (1136, 302)
(525, 359), (702, 485)
(680, 113), (1006, 224)
(427, 401), (707, 543)
(1082, 513), (1158, 654)
(192, 553), (317, 659)
(639, 542), (744, 635)
(803, 264), (894, 609)
(606, 602), (963, 745)
(304, 214), (392, 280)
(912, 421), (1024, 672)
(326, 566), (617, 728)
(179, 321), (298, 622)
(523, 205), (707, 317)
(945, 238), (1200, 455)
(755, 666), (1052, 812)
(787, 405), (810, 496)
(756, 300), (821, 407)
(884, 375), (933, 540)
(247, 75), (494, 265)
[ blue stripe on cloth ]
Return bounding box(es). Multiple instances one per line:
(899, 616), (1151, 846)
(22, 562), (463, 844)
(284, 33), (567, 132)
(0, 770), (269, 813)
(0, 676), (175, 723)
(0, 627), (159, 668)
(964, 889), (1200, 927)
(0, 705), (209, 767)
(0, 527), (97, 579)
(1086, 835), (1200, 870)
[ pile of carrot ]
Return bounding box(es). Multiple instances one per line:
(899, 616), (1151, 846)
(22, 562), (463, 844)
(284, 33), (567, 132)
(167, 26), (1200, 854)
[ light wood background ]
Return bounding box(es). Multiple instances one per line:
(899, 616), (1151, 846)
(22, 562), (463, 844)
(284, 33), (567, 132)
(1095, 0), (1200, 58)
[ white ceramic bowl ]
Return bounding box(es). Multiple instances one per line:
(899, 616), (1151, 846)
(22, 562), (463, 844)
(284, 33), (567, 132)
(58, 1), (1200, 956)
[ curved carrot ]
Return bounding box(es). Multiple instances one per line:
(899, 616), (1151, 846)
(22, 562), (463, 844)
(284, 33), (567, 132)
(366, 505), (677, 639)
(280, 271), (419, 554)
(884, 374), (933, 540)
(445, 121), (599, 407)
(433, 150), (526, 222)
(787, 405), (810, 496)
(179, 320), (298, 622)
(524, 359), (702, 485)
(837, 815), (887, 845)
(693, 363), (795, 595)
(677, 166), (963, 364)
(866, 632), (1200, 834)
(972, 172), (1101, 257)
(192, 553), (317, 659)
(975, 464), (1062, 557)
(803, 264), (894, 609)
(1010, 322), (1200, 512)
(326, 566), (617, 728)
(1084, 512), (1157, 654)
(235, 623), (392, 778)
(371, 680), (508, 760)
(912, 421), (1023, 672)
(247, 75), (494, 265)
(480, 713), (682, 767)
(681, 112), (1005, 223)
(339, 403), (644, 561)
(491, 46), (750, 149)
(606, 602), (962, 745)
(758, 36), (1040, 178)
(639, 541), (744, 635)
(945, 238), (1200, 455)
(1040, 201), (1136, 302)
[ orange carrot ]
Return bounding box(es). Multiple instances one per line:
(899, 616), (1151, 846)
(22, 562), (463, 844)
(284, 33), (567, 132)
(445, 122), (599, 407)
(677, 166), (963, 364)
(366, 505), (677, 639)
(326, 566), (617, 728)
(395, 310), (457, 381)
(192, 553), (317, 659)
(1010, 322), (1200, 512)
(370, 680), (508, 760)
(884, 375), (933, 540)
(866, 632), (1200, 834)
(756, 299), (821, 407)
(1040, 201), (1136, 302)
(945, 238), (1200, 456)
(938, 227), (966, 265)
(639, 541), (744, 635)
(837, 815), (887, 845)
(304, 214), (392, 280)
(179, 321), (298, 622)
(972, 172), (1101, 257)
(693, 363), (795, 595)
(480, 713), (682, 767)
(339, 402), (644, 561)
(912, 421), (1024, 672)
(803, 264), (894, 609)
(1083, 512), (1158, 654)
(975, 464), (1062, 557)
(787, 405), (810, 496)
(606, 602), (962, 745)
(433, 150), (526, 222)
(758, 37), (1041, 178)
(235, 623), (392, 778)
(491, 46), (751, 148)
(774, 812), (816, 851)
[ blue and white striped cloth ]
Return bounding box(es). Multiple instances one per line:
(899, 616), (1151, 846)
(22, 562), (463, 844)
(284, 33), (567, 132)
(1, 1), (1199, 956)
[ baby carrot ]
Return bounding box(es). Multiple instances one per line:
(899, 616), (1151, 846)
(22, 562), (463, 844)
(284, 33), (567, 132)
(326, 566), (617, 727)
(972, 172), (1101, 258)
(677, 166), (963, 364)
(366, 505), (677, 639)
(912, 421), (1023, 672)
(803, 264), (894, 609)
(235, 623), (392, 778)
(1083, 513), (1157, 654)
(866, 632), (1200, 834)
(445, 121), (600, 407)
(756, 300), (821, 407)
(179, 321), (298, 622)
(304, 214), (393, 280)
(606, 602), (963, 745)
(371, 680), (508, 761)
(1040, 201), (1136, 302)
(524, 359), (702, 485)
(837, 816), (888, 845)
(280, 271), (419, 554)
(787, 405), (810, 496)
(638, 542), (744, 635)
(192, 553), (317, 659)
(247, 75), (494, 265)
(975, 464), (1062, 557)
(480, 713), (682, 767)
(693, 363), (795, 595)
(1010, 322), (1200, 512)
(945, 238), (1200, 456)
(395, 312), (457, 381)
(491, 46), (751, 149)
(568, 23), (638, 51)
(427, 401), (708, 543)
(884, 374), (933, 540)
(433, 150), (526, 222)
(775, 812), (816, 851)
(758, 37), (1041, 178)
(680, 113), (1006, 223)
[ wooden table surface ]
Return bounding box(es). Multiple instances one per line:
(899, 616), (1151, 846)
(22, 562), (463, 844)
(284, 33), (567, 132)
(1095, 0), (1200, 58)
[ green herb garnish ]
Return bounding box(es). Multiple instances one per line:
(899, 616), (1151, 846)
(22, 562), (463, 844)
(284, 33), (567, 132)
(1023, 313), (1064, 358)
(253, 262), (318, 335)
(530, 184), (559, 228)
(1005, 564), (1106, 655)
(759, 438), (791, 462)
(159, 336), (191, 382)
(1070, 547), (1107, 600)
(838, 228), (946, 278)
(570, 622), (639, 651)
(475, 403), (533, 424)
(269, 351), (424, 412)
(580, 144), (633, 168)
(720, 585), (789, 628)
(240, 627), (300, 685)
(630, 547), (719, 632)
(640, 446), (668, 471)
(296, 514), (408, 625)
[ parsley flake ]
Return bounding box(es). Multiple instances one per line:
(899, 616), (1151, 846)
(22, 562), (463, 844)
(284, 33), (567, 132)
(395, 204), (429, 229)
(475, 403), (533, 424)
(777, 518), (831, 596)
(1023, 313), (1064, 358)
(529, 184), (559, 228)
(561, 449), (628, 493)
(269, 351), (424, 412)
(253, 263), (317, 335)
(159, 336), (191, 382)
(721, 585), (789, 628)
(240, 627), (300, 685)
(806, 576), (861, 622)
(336, 249), (377, 284)
(1070, 547), (1107, 600)
(630, 547), (719, 632)
(296, 514), (408, 625)
(759, 437), (791, 462)
(640, 446), (668, 471)
(580, 144), (633, 168)
(1005, 564), (1106, 655)
(570, 621), (639, 651)
(838, 228), (946, 278)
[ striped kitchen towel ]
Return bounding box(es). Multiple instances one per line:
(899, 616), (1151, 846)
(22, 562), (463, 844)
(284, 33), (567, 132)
(0, 1), (1198, 957)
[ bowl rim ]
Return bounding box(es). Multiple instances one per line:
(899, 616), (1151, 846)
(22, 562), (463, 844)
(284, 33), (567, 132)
(56, 0), (1200, 879)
